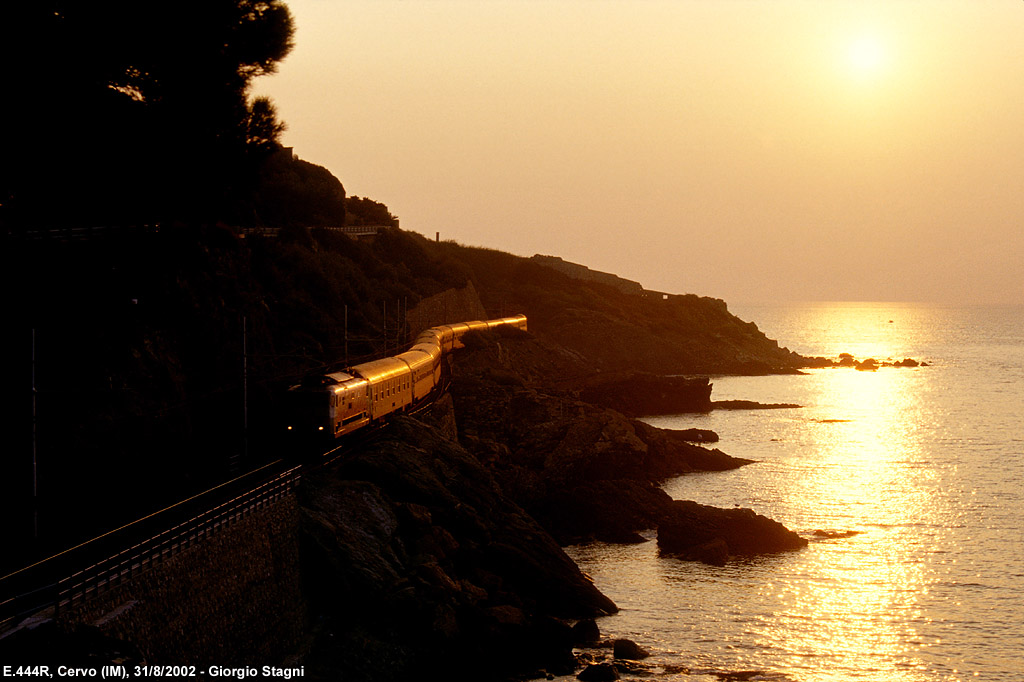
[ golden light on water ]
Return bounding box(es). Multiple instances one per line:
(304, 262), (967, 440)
(642, 353), (949, 679)
(583, 305), (1021, 680)
(792, 302), (927, 361)
(748, 328), (948, 679)
(774, 369), (934, 677)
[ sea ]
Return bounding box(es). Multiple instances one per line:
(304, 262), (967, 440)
(561, 302), (1024, 682)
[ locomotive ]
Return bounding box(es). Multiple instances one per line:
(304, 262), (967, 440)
(284, 314), (528, 440)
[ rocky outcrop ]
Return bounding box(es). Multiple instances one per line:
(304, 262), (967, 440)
(299, 416), (615, 681)
(613, 638), (650, 660)
(657, 500), (808, 565)
(804, 353), (927, 370)
(712, 400), (802, 410)
(577, 373), (713, 416)
(630, 421), (744, 473)
(446, 331), (753, 545)
(578, 662), (621, 681)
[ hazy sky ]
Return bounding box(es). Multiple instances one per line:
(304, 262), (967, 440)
(254, 0), (1024, 305)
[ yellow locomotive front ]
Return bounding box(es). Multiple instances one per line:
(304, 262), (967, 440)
(284, 371), (370, 441)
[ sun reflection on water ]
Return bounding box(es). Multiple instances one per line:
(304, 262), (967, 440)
(747, 364), (942, 679)
(648, 359), (954, 677)
(772, 301), (937, 361)
(568, 304), (1023, 681)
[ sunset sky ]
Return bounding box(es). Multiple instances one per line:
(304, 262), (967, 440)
(254, 1), (1024, 305)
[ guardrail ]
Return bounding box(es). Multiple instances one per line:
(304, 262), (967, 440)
(1, 466), (301, 636)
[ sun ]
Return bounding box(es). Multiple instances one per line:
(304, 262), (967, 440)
(846, 36), (887, 76)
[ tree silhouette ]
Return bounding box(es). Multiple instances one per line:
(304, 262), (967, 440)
(2, 1), (295, 230)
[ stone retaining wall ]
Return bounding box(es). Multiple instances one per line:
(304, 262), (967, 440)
(56, 494), (305, 665)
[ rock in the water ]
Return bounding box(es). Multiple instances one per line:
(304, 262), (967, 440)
(657, 500), (807, 560)
(712, 400), (801, 410)
(714, 671), (769, 681)
(813, 529), (860, 540)
(577, 662), (620, 681)
(690, 538), (729, 566)
(571, 618), (601, 647)
(612, 638), (649, 660)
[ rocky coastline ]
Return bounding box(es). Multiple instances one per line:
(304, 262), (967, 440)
(295, 327), (812, 680)
(5, 227), (928, 678)
(3, 329), (926, 677)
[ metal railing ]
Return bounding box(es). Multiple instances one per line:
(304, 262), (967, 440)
(56, 466), (301, 613)
(1, 466), (301, 636)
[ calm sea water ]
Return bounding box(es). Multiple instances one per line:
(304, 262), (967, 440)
(563, 303), (1024, 682)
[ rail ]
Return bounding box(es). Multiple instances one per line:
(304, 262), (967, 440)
(0, 466), (301, 636)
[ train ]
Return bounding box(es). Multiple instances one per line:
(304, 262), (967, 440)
(283, 314), (528, 441)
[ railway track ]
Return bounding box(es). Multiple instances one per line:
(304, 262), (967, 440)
(0, 378), (450, 639)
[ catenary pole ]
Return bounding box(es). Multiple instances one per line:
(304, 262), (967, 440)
(32, 328), (39, 542)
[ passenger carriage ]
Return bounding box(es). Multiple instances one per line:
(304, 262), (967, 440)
(394, 341), (442, 402)
(283, 314), (527, 443)
(349, 356), (414, 420)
